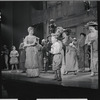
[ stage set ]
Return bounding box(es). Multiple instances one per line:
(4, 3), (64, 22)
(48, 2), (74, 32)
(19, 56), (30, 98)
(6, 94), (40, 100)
(0, 1), (99, 100)
(2, 70), (98, 99)
(2, 70), (98, 89)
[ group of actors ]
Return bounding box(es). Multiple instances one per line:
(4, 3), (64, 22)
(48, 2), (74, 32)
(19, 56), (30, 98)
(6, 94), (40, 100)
(1, 20), (98, 81)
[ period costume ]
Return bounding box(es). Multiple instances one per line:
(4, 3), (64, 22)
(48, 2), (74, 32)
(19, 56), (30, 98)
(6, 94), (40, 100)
(19, 42), (26, 71)
(64, 42), (78, 73)
(51, 41), (63, 71)
(85, 21), (98, 76)
(77, 36), (86, 71)
(1, 46), (9, 69)
(85, 29), (98, 74)
(51, 37), (63, 81)
(24, 35), (39, 77)
(36, 43), (43, 71)
(42, 39), (49, 71)
(10, 50), (19, 65)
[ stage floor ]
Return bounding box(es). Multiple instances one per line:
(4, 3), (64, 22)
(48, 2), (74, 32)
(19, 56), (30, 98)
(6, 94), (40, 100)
(2, 70), (98, 89)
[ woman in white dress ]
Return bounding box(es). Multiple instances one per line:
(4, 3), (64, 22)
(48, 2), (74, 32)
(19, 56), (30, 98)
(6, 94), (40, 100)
(85, 21), (98, 76)
(24, 26), (39, 77)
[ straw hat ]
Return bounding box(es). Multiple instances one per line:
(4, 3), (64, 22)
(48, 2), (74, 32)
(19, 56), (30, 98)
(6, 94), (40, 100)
(85, 21), (98, 28)
(50, 19), (55, 22)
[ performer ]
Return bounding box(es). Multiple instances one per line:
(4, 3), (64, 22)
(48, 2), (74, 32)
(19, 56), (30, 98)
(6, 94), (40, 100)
(36, 38), (44, 71)
(77, 33), (86, 72)
(49, 19), (57, 34)
(55, 27), (73, 75)
(85, 21), (98, 76)
(10, 46), (19, 72)
(24, 26), (39, 77)
(46, 35), (53, 70)
(19, 38), (26, 72)
(41, 39), (48, 71)
(54, 27), (65, 74)
(64, 38), (79, 75)
(50, 34), (63, 81)
(1, 45), (9, 70)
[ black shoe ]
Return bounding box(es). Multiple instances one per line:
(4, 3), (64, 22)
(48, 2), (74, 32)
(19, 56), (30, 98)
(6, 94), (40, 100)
(74, 72), (77, 75)
(53, 77), (58, 80)
(57, 78), (62, 81)
(22, 71), (26, 73)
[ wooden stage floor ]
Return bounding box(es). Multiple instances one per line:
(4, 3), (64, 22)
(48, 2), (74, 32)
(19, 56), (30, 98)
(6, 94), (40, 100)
(2, 70), (98, 89)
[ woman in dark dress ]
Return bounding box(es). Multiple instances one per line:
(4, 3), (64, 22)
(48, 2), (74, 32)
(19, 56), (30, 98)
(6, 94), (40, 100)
(19, 38), (26, 72)
(77, 33), (86, 72)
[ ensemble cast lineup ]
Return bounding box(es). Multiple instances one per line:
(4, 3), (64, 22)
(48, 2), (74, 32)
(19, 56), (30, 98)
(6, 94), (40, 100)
(1, 19), (98, 81)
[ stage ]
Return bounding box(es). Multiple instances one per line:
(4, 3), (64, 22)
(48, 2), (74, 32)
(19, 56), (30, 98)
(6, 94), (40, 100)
(2, 70), (98, 89)
(1, 70), (98, 99)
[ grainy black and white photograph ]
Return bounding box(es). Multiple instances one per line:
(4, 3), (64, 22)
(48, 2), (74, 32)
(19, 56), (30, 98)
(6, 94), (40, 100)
(0, 0), (99, 100)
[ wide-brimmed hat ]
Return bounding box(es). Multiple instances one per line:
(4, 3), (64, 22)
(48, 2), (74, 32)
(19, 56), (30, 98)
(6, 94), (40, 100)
(85, 21), (98, 28)
(50, 19), (55, 22)
(56, 26), (65, 32)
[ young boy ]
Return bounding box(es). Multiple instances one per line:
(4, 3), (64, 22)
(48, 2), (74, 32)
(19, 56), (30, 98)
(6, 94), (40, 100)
(50, 34), (63, 81)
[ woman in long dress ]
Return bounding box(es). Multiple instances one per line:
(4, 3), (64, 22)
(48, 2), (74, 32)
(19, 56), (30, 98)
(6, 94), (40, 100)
(77, 33), (86, 72)
(24, 26), (39, 77)
(36, 38), (44, 71)
(85, 21), (98, 76)
(19, 38), (26, 72)
(64, 38), (79, 75)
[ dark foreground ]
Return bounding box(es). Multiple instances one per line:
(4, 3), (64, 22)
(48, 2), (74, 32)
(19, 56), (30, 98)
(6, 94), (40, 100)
(1, 70), (99, 100)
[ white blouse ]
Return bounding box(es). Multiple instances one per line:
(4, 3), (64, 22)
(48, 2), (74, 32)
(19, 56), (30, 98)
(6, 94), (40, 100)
(51, 41), (62, 54)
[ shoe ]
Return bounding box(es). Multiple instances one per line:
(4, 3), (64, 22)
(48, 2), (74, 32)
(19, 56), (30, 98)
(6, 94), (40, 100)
(57, 78), (62, 81)
(74, 72), (77, 75)
(21, 70), (26, 73)
(53, 77), (58, 80)
(90, 72), (95, 77)
(16, 70), (19, 73)
(63, 71), (68, 75)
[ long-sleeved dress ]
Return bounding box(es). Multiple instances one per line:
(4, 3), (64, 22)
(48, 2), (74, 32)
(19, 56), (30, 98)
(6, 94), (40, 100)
(51, 41), (63, 71)
(36, 44), (43, 71)
(64, 43), (78, 72)
(19, 42), (26, 71)
(77, 37), (86, 71)
(61, 34), (72, 74)
(85, 31), (98, 73)
(24, 35), (39, 77)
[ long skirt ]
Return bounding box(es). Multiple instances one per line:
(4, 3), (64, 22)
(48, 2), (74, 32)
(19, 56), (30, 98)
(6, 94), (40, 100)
(91, 51), (98, 72)
(25, 46), (39, 77)
(38, 52), (43, 71)
(26, 68), (39, 77)
(64, 49), (78, 72)
(19, 50), (26, 70)
(78, 46), (85, 71)
(61, 49), (66, 74)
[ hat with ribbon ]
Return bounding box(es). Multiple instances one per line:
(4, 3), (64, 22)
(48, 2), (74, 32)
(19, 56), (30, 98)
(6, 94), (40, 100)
(85, 21), (98, 28)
